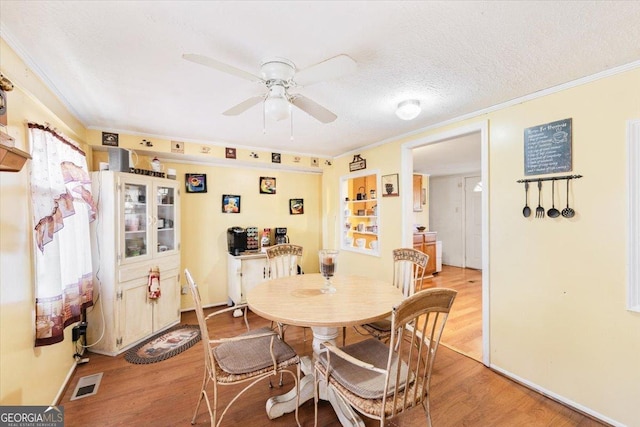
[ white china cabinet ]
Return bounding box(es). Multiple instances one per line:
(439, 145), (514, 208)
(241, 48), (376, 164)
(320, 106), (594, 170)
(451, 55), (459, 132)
(87, 171), (181, 355)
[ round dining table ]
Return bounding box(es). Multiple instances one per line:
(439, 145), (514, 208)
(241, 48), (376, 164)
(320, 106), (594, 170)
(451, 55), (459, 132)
(247, 273), (404, 427)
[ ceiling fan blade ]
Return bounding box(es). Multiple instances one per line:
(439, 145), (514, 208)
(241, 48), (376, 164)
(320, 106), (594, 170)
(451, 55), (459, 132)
(290, 95), (337, 123)
(295, 54), (357, 87)
(182, 53), (262, 82)
(223, 96), (264, 116)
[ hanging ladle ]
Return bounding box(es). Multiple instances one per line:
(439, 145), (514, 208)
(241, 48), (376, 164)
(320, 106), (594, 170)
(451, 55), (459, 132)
(547, 180), (560, 218)
(522, 181), (531, 217)
(562, 178), (575, 218)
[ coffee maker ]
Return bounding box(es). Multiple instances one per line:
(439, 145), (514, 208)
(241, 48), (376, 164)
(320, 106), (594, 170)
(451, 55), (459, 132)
(275, 227), (289, 244)
(227, 227), (247, 255)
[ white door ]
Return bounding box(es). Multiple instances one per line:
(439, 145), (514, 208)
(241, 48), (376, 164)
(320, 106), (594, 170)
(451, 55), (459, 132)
(153, 271), (180, 331)
(118, 279), (154, 349)
(464, 176), (482, 269)
(241, 257), (269, 302)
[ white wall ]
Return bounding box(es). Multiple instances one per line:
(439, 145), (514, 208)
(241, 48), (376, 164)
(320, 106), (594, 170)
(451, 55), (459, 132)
(429, 173), (480, 267)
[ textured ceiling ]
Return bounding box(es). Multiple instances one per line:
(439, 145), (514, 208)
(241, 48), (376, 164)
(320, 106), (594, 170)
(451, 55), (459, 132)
(1, 1), (639, 158)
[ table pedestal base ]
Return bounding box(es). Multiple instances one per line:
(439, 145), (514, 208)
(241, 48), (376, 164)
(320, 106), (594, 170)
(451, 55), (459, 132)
(265, 327), (365, 427)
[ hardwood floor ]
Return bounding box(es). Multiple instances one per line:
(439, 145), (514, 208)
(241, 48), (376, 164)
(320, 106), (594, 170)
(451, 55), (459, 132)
(424, 265), (483, 361)
(59, 303), (605, 426)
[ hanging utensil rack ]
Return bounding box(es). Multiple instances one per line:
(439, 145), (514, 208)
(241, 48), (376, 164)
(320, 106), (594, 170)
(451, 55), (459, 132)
(516, 174), (583, 183)
(516, 174), (582, 219)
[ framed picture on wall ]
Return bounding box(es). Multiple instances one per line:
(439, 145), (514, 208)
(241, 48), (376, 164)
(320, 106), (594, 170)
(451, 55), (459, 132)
(289, 199), (304, 215)
(259, 177), (276, 194)
(222, 194), (241, 213)
(185, 173), (207, 193)
(382, 173), (399, 197)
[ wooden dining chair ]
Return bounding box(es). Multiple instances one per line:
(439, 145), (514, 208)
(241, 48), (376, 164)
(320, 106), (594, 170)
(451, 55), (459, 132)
(314, 288), (457, 427)
(357, 248), (429, 341)
(185, 269), (301, 427)
(265, 244), (307, 340)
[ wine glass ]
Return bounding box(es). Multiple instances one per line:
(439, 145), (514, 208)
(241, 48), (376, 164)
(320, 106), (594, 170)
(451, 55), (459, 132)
(319, 249), (339, 294)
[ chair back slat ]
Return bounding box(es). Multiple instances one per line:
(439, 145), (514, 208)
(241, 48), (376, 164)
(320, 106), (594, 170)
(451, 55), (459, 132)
(385, 288), (457, 419)
(392, 248), (428, 297)
(266, 244), (303, 279)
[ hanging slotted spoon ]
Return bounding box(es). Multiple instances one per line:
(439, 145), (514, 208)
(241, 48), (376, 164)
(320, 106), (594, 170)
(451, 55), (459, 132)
(522, 182), (531, 217)
(562, 178), (575, 218)
(547, 180), (560, 218)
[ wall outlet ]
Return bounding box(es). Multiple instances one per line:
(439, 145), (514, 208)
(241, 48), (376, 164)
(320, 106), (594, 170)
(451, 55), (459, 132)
(181, 285), (189, 295)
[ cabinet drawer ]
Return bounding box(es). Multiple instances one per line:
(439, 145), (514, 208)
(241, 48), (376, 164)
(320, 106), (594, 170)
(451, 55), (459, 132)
(424, 232), (437, 243)
(413, 234), (425, 244)
(119, 255), (180, 282)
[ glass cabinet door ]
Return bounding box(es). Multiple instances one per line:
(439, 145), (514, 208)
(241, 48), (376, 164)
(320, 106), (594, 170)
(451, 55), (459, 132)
(123, 181), (150, 261)
(154, 183), (178, 256)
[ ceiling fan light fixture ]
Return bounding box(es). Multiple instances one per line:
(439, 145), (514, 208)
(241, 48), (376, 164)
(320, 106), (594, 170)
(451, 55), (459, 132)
(264, 96), (290, 121)
(396, 99), (421, 120)
(264, 85), (290, 121)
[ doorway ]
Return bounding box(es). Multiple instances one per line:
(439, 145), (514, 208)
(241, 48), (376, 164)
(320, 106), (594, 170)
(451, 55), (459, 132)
(465, 176), (482, 269)
(400, 121), (489, 366)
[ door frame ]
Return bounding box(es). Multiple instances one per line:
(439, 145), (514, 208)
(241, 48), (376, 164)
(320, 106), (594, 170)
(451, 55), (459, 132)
(400, 120), (490, 366)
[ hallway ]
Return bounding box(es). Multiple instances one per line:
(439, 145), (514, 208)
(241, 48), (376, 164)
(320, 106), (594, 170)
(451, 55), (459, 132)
(426, 265), (483, 361)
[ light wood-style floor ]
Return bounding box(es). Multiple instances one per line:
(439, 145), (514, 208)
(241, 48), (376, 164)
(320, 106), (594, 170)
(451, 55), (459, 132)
(59, 277), (604, 427)
(425, 265), (483, 361)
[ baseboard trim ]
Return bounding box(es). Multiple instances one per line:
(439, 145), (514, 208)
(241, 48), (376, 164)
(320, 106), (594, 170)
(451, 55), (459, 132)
(490, 363), (622, 427)
(53, 360), (77, 405)
(180, 301), (228, 313)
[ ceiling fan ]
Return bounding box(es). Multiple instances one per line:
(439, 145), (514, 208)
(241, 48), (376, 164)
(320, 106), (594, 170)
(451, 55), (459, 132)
(182, 53), (357, 124)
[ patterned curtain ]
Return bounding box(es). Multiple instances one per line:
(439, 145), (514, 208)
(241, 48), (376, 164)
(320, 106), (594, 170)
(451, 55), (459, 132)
(28, 123), (97, 347)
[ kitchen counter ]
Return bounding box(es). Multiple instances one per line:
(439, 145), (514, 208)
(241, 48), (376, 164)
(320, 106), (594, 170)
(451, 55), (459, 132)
(413, 232), (438, 281)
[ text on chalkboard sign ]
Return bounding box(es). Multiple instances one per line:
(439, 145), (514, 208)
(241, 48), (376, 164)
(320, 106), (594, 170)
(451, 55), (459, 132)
(524, 118), (572, 176)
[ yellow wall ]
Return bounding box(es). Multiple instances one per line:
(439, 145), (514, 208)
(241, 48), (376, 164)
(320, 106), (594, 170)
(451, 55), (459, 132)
(0, 38), (87, 405)
(324, 68), (640, 425)
(89, 133), (324, 309)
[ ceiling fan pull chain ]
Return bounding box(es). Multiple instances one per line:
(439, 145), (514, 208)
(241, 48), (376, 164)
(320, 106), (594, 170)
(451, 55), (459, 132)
(290, 109), (294, 141)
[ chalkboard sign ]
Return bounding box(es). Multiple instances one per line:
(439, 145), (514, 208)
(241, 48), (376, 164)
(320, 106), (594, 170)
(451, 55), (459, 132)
(524, 118), (572, 176)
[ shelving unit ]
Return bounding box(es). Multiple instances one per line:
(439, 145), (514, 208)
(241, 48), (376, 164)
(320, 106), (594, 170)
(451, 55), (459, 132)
(341, 170), (380, 255)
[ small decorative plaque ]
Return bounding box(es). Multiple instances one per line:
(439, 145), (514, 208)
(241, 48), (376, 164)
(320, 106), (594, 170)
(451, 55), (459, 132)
(349, 154), (366, 172)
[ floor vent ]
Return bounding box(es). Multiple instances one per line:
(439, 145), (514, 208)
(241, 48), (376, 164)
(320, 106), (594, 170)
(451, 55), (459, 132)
(70, 372), (103, 401)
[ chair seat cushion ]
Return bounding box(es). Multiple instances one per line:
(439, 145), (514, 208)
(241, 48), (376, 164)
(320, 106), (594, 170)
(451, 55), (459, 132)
(214, 327), (297, 374)
(317, 338), (409, 399)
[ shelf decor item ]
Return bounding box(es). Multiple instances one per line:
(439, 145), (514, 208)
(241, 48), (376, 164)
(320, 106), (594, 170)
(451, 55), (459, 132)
(382, 173), (399, 197)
